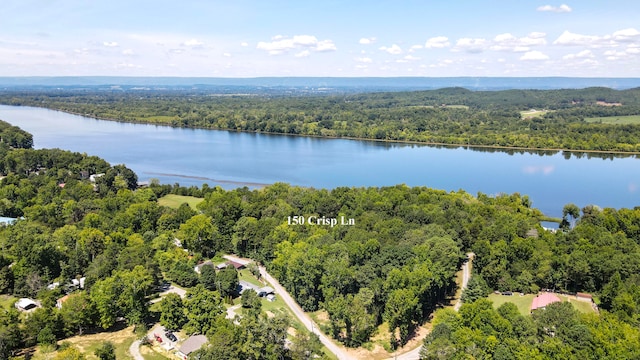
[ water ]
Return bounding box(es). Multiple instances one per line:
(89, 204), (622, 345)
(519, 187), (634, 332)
(1, 105), (639, 217)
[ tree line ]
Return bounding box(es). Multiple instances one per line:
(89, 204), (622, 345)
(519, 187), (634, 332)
(2, 87), (640, 152)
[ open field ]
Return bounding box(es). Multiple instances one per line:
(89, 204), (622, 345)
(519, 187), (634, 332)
(31, 325), (138, 360)
(157, 194), (204, 210)
(520, 109), (551, 119)
(585, 115), (640, 124)
(488, 293), (597, 316)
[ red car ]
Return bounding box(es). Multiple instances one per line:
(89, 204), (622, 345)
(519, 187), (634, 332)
(154, 333), (163, 343)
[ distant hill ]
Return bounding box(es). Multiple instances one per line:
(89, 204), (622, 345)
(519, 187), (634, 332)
(1, 76), (639, 92)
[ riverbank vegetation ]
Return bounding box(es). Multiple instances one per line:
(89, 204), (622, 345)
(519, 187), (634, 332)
(2, 86), (640, 152)
(1, 123), (640, 358)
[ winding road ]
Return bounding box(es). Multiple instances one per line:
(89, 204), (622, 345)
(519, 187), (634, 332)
(391, 252), (474, 360)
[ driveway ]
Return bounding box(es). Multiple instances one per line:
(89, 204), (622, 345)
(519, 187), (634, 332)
(224, 255), (355, 360)
(150, 284), (187, 304)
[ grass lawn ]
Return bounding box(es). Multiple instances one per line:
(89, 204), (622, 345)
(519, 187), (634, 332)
(31, 325), (139, 360)
(584, 115), (640, 124)
(157, 194), (204, 210)
(488, 293), (597, 316)
(238, 269), (263, 287)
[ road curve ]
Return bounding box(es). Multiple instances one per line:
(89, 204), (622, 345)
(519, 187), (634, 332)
(129, 340), (144, 360)
(224, 255), (355, 360)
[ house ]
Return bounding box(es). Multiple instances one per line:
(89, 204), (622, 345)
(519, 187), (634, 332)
(227, 260), (246, 270)
(0, 217), (18, 226)
(266, 294), (276, 302)
(215, 262), (228, 270)
(530, 293), (561, 312)
(238, 280), (260, 294)
(576, 292), (594, 303)
(194, 261), (214, 274)
(177, 335), (207, 359)
(15, 298), (39, 312)
(258, 286), (275, 297)
(56, 295), (70, 309)
(89, 173), (104, 183)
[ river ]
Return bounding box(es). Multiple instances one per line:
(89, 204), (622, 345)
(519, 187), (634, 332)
(1, 105), (639, 218)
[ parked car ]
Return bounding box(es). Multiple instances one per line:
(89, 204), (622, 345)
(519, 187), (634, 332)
(154, 333), (163, 343)
(165, 331), (177, 342)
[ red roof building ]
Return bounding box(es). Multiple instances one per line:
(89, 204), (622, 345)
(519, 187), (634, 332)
(531, 292), (561, 312)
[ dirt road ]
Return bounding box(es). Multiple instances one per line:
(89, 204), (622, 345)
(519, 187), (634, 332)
(224, 255), (355, 360)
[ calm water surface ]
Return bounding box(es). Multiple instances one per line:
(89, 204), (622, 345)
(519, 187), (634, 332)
(1, 105), (639, 217)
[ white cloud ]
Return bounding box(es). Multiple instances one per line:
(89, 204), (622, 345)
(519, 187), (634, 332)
(122, 49), (135, 56)
(103, 41), (118, 47)
(520, 50), (549, 60)
(537, 4), (572, 13)
(295, 50), (310, 57)
(404, 54), (421, 61)
(359, 37), (376, 45)
(355, 57), (373, 63)
(425, 36), (450, 48)
(223, 52), (231, 57)
(240, 42), (249, 47)
(316, 40), (337, 52)
(553, 31), (602, 46)
(453, 38), (487, 53)
(379, 44), (402, 55)
(562, 49), (594, 59)
(627, 47), (640, 54)
(491, 32), (546, 52)
(257, 35), (336, 55)
(183, 39), (204, 47)
(612, 28), (640, 42)
(409, 44), (423, 52)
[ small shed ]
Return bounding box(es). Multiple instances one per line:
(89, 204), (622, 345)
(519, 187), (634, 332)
(15, 298), (38, 311)
(177, 335), (207, 359)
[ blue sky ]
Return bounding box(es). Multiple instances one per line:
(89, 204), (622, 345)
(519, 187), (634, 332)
(1, 1), (639, 77)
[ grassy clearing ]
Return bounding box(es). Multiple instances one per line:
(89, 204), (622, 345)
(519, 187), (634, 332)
(31, 325), (138, 360)
(584, 115), (640, 124)
(238, 269), (263, 287)
(157, 194), (204, 210)
(520, 109), (551, 119)
(487, 293), (597, 316)
(0, 294), (16, 309)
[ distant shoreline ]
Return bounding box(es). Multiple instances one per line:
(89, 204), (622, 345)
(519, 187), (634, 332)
(27, 105), (640, 157)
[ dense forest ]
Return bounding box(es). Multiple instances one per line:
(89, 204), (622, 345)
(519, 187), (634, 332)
(1, 121), (640, 359)
(2, 87), (640, 152)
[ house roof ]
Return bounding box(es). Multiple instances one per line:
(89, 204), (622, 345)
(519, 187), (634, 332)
(15, 298), (38, 310)
(531, 293), (561, 311)
(227, 260), (246, 269)
(178, 335), (207, 355)
(259, 286), (274, 294)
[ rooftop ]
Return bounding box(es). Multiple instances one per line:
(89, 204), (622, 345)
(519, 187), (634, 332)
(531, 292), (561, 311)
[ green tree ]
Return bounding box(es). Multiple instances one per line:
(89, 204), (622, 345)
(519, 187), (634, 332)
(179, 214), (220, 257)
(159, 293), (187, 330)
(59, 292), (97, 336)
(461, 274), (491, 303)
(240, 289), (261, 318)
(94, 341), (116, 360)
(217, 266), (239, 299)
(184, 284), (225, 335)
(199, 263), (218, 291)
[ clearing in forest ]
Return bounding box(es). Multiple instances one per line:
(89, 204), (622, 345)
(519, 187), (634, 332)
(584, 115), (640, 124)
(157, 194), (204, 210)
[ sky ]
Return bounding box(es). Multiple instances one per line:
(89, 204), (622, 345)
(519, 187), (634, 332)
(1, 0), (639, 77)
